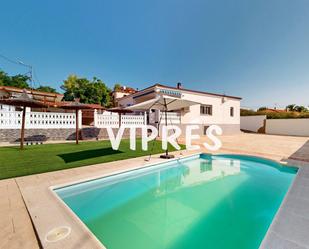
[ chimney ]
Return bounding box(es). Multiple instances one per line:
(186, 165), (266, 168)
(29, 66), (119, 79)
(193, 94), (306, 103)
(177, 82), (182, 89)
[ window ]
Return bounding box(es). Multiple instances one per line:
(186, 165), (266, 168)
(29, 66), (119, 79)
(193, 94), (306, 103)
(200, 105), (212, 115)
(230, 107), (234, 117)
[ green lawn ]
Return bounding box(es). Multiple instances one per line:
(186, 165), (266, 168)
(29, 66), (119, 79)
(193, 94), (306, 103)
(0, 140), (181, 180)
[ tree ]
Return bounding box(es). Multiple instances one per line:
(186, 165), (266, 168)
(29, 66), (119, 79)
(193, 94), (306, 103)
(0, 71), (10, 86)
(113, 83), (122, 91)
(257, 107), (267, 111)
(0, 70), (30, 89)
(286, 104), (296, 112)
(61, 74), (112, 107)
(36, 85), (58, 93)
(294, 105), (308, 113)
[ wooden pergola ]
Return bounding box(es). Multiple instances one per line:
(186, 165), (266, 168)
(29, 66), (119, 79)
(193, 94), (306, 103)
(0, 90), (47, 149)
(61, 101), (92, 144)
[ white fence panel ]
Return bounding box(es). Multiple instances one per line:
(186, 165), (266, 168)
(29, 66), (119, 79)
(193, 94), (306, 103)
(95, 112), (119, 128)
(266, 119), (309, 136)
(160, 112), (181, 124)
(121, 114), (146, 127)
(0, 110), (23, 129)
(94, 111), (146, 128)
(0, 110), (79, 129)
(240, 115), (266, 132)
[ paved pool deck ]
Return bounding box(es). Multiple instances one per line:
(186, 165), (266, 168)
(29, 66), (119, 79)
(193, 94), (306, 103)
(1, 133), (309, 249)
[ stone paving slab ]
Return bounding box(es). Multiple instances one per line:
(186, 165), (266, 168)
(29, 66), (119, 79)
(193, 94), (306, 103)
(260, 167), (309, 249)
(0, 179), (40, 249)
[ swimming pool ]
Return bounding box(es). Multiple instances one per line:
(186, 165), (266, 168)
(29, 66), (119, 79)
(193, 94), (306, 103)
(55, 154), (297, 249)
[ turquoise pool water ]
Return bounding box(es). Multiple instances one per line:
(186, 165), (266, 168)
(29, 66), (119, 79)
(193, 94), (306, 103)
(55, 154), (297, 249)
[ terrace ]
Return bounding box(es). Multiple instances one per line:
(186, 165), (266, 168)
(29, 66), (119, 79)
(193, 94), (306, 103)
(1, 133), (309, 249)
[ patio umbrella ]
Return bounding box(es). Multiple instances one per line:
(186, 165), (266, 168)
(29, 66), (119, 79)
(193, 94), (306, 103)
(126, 95), (200, 158)
(61, 101), (92, 144)
(0, 89), (47, 149)
(107, 107), (133, 128)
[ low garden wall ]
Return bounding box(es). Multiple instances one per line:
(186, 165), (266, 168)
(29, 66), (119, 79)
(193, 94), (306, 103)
(266, 119), (309, 137)
(0, 127), (142, 143)
(241, 116), (309, 137)
(240, 115), (266, 133)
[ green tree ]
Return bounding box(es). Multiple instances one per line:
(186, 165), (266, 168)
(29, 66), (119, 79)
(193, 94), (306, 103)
(36, 85), (58, 93)
(61, 75), (112, 107)
(257, 107), (267, 111)
(0, 71), (10, 86)
(113, 83), (122, 91)
(0, 70), (30, 89)
(286, 104), (296, 112)
(294, 105), (308, 112)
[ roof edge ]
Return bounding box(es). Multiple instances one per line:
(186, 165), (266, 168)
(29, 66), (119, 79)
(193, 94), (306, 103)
(118, 83), (242, 101)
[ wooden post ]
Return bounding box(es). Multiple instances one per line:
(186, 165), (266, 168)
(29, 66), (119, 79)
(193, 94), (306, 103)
(76, 109), (79, 144)
(20, 106), (26, 149)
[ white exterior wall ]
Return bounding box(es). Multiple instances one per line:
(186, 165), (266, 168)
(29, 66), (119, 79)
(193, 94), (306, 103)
(266, 119), (309, 137)
(117, 85), (241, 134)
(240, 115), (266, 132)
(180, 92), (240, 125)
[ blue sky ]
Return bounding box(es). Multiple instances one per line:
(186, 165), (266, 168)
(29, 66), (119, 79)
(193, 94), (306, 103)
(0, 0), (309, 109)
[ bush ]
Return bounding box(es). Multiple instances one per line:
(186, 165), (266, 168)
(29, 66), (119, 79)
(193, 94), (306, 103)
(264, 112), (309, 119)
(240, 109), (262, 116)
(241, 108), (309, 119)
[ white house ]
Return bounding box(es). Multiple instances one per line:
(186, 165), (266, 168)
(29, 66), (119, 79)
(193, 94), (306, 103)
(116, 83), (241, 135)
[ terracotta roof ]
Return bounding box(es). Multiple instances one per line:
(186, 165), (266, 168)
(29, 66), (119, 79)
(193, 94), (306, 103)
(44, 101), (105, 109)
(0, 90), (48, 108)
(0, 86), (63, 98)
(261, 108), (287, 113)
(83, 104), (105, 109)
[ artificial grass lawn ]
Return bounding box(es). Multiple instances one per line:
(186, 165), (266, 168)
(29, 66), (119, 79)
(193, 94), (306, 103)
(0, 139), (181, 180)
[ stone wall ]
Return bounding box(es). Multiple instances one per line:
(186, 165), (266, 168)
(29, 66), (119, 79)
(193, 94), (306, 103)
(0, 124), (239, 143)
(0, 127), (142, 143)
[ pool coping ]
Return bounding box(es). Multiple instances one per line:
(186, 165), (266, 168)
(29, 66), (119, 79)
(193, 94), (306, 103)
(16, 150), (202, 249)
(16, 150), (309, 249)
(260, 166), (309, 249)
(48, 152), (201, 249)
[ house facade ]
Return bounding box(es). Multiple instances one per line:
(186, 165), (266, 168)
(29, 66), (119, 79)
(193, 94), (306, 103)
(116, 83), (241, 135)
(111, 86), (137, 107)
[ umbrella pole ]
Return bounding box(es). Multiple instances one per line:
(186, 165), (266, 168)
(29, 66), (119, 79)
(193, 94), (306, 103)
(160, 99), (174, 159)
(165, 107), (168, 157)
(76, 109), (79, 144)
(20, 106), (26, 150)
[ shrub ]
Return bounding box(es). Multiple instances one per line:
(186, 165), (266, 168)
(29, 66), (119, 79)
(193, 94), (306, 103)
(240, 109), (262, 116)
(241, 109), (309, 119)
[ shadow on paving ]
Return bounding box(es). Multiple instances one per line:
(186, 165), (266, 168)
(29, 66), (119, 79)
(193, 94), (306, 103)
(58, 147), (123, 163)
(285, 139), (309, 163)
